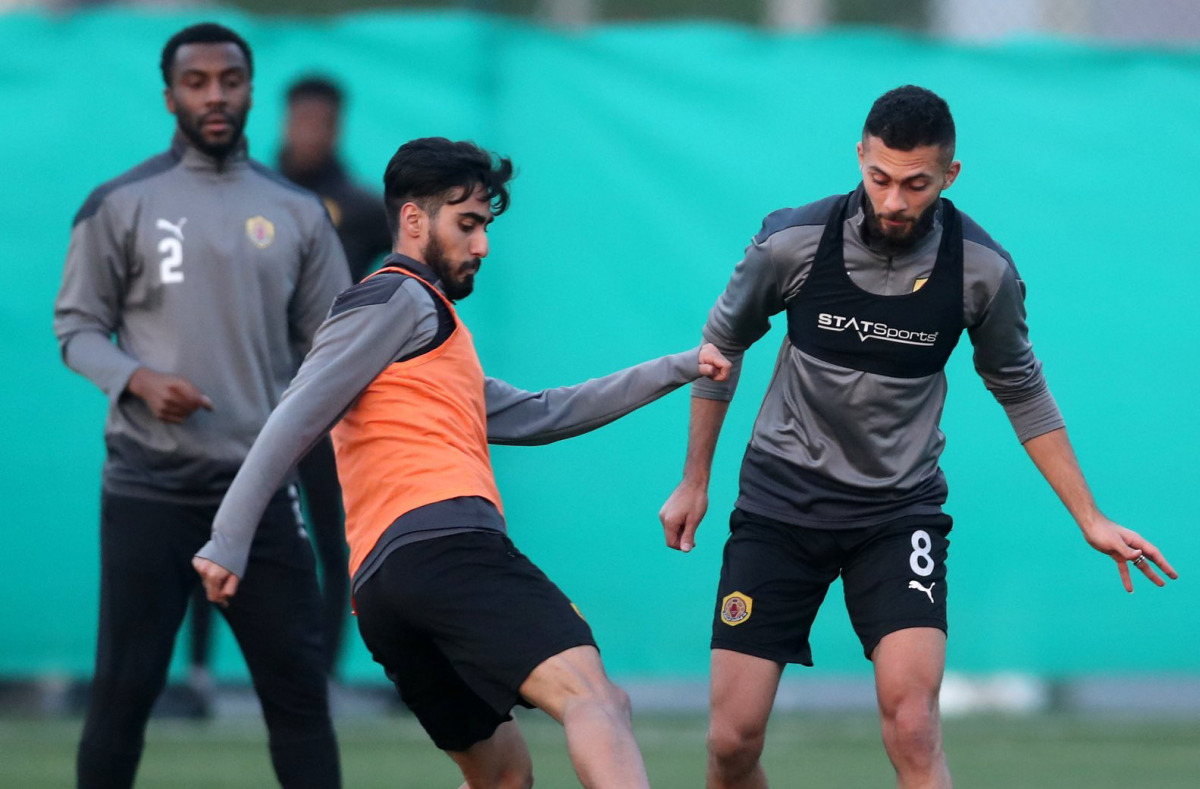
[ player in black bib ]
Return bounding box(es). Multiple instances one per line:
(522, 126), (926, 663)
(660, 85), (1178, 789)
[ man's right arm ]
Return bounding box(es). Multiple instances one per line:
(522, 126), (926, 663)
(194, 277), (437, 596)
(660, 231), (784, 551)
(659, 396), (731, 552)
(53, 197), (142, 402)
(54, 196), (214, 421)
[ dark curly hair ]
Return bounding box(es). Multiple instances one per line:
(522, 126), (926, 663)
(863, 85), (955, 163)
(383, 138), (514, 241)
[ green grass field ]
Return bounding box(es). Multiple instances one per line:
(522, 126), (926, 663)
(3, 711), (1199, 787)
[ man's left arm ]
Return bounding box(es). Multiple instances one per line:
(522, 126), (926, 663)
(486, 345), (729, 446)
(1022, 429), (1176, 591)
(969, 263), (1177, 591)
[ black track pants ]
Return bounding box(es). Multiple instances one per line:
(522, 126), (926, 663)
(76, 490), (340, 789)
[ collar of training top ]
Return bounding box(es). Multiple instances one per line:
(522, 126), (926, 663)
(171, 130), (249, 173)
(379, 253), (441, 290)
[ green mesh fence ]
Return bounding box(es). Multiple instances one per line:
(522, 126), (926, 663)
(1, 8), (1196, 680)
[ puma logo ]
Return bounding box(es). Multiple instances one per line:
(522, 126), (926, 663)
(156, 217), (187, 240)
(908, 580), (935, 604)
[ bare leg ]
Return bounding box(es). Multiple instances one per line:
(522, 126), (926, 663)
(706, 649), (784, 789)
(447, 719), (533, 789)
(872, 628), (952, 789)
(518, 645), (649, 789)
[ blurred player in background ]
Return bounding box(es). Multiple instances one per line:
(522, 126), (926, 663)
(54, 23), (346, 788)
(194, 137), (731, 789)
(278, 75), (392, 282)
(277, 74), (390, 676)
(659, 85), (1178, 789)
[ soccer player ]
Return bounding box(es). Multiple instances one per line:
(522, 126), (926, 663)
(658, 85), (1178, 788)
(53, 23), (347, 788)
(193, 137), (731, 789)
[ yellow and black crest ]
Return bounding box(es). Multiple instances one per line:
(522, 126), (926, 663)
(246, 215), (276, 249)
(720, 591), (752, 626)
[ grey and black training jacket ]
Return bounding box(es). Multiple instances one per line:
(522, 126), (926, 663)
(693, 185), (1064, 528)
(54, 133), (351, 503)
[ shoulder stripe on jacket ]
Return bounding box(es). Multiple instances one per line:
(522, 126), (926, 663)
(329, 271), (410, 317)
(72, 150), (181, 227)
(754, 193), (844, 244)
(959, 211), (1015, 266)
(328, 271), (456, 361)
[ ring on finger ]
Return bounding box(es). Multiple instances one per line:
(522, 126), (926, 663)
(1132, 555), (1146, 568)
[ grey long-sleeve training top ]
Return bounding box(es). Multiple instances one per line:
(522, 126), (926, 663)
(694, 186), (1064, 528)
(53, 134), (351, 503)
(197, 256), (706, 582)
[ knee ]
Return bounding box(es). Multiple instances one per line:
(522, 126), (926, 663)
(572, 680), (632, 723)
(86, 672), (162, 733)
(880, 696), (941, 757)
(604, 683), (632, 720)
(707, 720), (766, 769)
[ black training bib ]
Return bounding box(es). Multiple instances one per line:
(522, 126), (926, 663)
(786, 192), (965, 378)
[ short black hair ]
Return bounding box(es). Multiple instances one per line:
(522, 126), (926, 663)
(161, 23), (253, 86)
(383, 138), (514, 241)
(287, 76), (344, 110)
(863, 85), (955, 162)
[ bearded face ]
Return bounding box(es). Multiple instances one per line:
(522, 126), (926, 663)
(166, 42), (252, 160)
(423, 227), (481, 301)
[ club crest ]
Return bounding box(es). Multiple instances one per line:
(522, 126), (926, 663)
(246, 216), (275, 249)
(721, 591), (752, 626)
(322, 197), (343, 228)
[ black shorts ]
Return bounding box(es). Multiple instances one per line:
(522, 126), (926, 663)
(353, 531), (596, 752)
(711, 508), (952, 666)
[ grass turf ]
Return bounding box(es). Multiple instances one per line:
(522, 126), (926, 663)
(2, 711), (1198, 787)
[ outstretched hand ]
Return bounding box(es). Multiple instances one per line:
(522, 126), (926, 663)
(659, 481), (708, 553)
(1080, 517), (1178, 593)
(698, 343), (732, 382)
(192, 556), (240, 608)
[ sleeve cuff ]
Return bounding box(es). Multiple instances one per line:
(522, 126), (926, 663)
(194, 537), (248, 579)
(107, 358), (142, 406)
(1006, 389), (1066, 444)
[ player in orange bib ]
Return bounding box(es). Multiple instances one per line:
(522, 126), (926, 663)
(194, 137), (730, 788)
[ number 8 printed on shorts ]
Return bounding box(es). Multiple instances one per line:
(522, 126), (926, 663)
(909, 529), (934, 577)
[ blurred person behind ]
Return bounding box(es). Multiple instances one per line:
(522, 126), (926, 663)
(279, 75), (391, 282)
